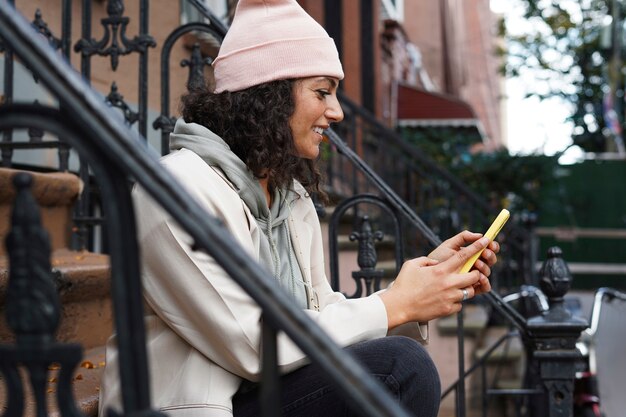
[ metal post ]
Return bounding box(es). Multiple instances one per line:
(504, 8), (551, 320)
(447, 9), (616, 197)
(524, 247), (587, 417)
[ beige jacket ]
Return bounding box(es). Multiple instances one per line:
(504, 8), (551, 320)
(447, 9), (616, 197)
(99, 148), (403, 416)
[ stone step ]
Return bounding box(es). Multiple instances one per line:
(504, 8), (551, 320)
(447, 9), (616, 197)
(436, 304), (490, 338)
(474, 326), (524, 364)
(0, 248), (112, 350)
(0, 345), (106, 417)
(0, 167), (81, 256)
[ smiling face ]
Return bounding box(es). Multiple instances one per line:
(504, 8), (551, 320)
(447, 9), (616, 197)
(289, 77), (344, 159)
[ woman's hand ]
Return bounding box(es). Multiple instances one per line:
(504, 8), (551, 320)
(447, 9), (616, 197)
(379, 237), (491, 329)
(428, 230), (500, 296)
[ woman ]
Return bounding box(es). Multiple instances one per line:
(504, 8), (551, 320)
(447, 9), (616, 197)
(99, 0), (499, 416)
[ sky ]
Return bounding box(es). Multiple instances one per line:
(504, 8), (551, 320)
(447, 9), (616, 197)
(490, 0), (585, 164)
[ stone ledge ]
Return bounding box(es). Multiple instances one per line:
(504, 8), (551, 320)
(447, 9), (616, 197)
(0, 168), (82, 255)
(0, 167), (82, 207)
(0, 249), (110, 302)
(0, 249), (112, 349)
(436, 304), (489, 337)
(474, 326), (524, 363)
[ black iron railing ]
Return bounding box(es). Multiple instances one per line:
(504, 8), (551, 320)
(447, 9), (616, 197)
(0, 4), (413, 417)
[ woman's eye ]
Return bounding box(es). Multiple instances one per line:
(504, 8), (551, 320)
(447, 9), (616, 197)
(316, 90), (330, 98)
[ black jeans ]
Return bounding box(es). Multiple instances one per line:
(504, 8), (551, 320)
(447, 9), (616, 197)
(232, 336), (441, 417)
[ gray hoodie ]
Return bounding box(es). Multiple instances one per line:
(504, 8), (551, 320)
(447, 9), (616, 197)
(169, 118), (308, 308)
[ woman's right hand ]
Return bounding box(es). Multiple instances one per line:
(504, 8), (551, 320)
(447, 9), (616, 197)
(378, 237), (490, 329)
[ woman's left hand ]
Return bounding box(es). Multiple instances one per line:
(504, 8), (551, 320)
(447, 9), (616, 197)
(428, 230), (500, 296)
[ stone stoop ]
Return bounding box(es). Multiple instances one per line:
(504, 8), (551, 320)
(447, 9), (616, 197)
(0, 167), (111, 416)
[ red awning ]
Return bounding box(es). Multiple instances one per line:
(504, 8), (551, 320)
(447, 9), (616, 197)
(396, 84), (480, 128)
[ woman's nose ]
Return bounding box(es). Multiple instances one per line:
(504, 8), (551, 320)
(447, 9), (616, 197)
(326, 95), (344, 123)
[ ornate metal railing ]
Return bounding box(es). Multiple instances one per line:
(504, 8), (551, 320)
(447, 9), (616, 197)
(0, 4), (413, 417)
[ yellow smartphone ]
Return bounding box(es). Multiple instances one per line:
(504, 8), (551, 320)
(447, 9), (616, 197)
(458, 209), (510, 273)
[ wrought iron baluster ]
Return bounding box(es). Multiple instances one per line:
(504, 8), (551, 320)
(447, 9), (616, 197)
(1, 0), (15, 166)
(74, 0), (155, 71)
(58, 142), (71, 171)
(106, 81), (139, 126)
(78, 0), (92, 80)
(155, 22), (221, 155)
(74, 0), (155, 135)
(73, 160), (91, 251)
(61, 0), (72, 60)
(329, 194), (403, 296)
(31, 9), (62, 50)
(137, 0), (151, 139)
(261, 316), (281, 417)
(1, 172), (84, 417)
(349, 215), (384, 297)
(455, 309), (466, 417)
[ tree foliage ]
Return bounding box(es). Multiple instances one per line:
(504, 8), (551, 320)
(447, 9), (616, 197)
(499, 0), (625, 153)
(400, 127), (561, 214)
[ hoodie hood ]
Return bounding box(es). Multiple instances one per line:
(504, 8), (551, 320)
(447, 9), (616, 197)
(170, 118), (271, 220)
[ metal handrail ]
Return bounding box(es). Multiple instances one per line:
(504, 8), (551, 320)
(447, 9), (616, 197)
(326, 128), (442, 247)
(0, 3), (411, 417)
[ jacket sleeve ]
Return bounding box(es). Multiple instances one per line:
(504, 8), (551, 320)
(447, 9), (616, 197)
(134, 177), (388, 382)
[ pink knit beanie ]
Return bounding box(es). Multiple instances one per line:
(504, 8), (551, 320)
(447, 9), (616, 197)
(212, 0), (344, 93)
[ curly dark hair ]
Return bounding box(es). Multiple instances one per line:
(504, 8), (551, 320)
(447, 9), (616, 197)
(180, 79), (326, 201)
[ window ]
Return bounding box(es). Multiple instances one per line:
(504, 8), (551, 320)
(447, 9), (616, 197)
(380, 0), (404, 22)
(180, 0), (228, 24)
